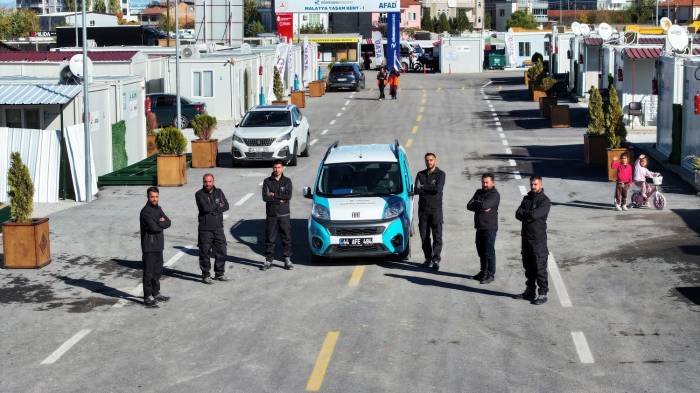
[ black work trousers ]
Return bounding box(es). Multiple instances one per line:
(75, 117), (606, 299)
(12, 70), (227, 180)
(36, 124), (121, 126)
(522, 240), (549, 295)
(198, 229), (227, 277)
(266, 215), (292, 259)
(142, 251), (163, 299)
(378, 81), (386, 99)
(475, 229), (497, 277)
(418, 211), (443, 262)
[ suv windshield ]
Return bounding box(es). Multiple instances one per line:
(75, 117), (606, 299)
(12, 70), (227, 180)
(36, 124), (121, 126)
(316, 162), (403, 197)
(240, 111), (291, 127)
(331, 65), (354, 73)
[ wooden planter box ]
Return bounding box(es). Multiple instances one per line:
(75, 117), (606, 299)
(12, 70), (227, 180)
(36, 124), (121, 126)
(540, 96), (558, 118)
(157, 154), (187, 186)
(607, 148), (634, 182)
(532, 88), (547, 103)
(309, 81), (324, 97)
(550, 105), (570, 128)
(2, 218), (51, 269)
(147, 134), (158, 157)
(271, 100), (288, 105)
(290, 91), (305, 108)
(584, 133), (607, 166)
(191, 139), (218, 168)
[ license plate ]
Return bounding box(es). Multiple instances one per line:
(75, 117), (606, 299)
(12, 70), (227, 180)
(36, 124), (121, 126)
(249, 146), (269, 153)
(339, 238), (373, 247)
(337, 78), (347, 81)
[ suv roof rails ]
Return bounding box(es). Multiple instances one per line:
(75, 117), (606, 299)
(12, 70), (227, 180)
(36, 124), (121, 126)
(323, 141), (339, 162)
(392, 139), (400, 159)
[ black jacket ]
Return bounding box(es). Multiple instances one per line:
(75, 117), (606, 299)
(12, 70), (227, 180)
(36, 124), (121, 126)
(415, 167), (445, 213)
(516, 189), (551, 243)
(467, 187), (500, 230)
(140, 203), (171, 253)
(262, 174), (293, 217)
(195, 187), (229, 230)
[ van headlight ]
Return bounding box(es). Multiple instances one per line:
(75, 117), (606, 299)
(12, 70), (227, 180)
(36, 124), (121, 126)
(233, 133), (244, 144)
(383, 200), (404, 219)
(276, 130), (292, 142)
(312, 203), (330, 220)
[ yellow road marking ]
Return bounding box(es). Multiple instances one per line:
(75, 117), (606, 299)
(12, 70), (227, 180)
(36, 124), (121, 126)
(419, 107), (425, 113)
(412, 125), (419, 134)
(437, 87), (442, 91)
(348, 265), (366, 287)
(306, 331), (341, 391)
(421, 99), (427, 104)
(416, 114), (423, 122)
(406, 138), (414, 148)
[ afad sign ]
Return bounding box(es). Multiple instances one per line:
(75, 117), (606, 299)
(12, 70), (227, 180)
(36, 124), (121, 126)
(275, 0), (399, 13)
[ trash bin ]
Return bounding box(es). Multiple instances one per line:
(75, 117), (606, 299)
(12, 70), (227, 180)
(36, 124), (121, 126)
(488, 54), (506, 70)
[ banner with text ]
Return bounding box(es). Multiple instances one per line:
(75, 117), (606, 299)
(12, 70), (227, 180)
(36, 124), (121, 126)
(277, 13), (293, 43)
(275, 0), (399, 13)
(372, 30), (384, 66)
(386, 12), (401, 72)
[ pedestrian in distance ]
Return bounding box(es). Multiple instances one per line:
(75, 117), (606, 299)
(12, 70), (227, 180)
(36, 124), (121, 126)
(515, 175), (551, 305)
(139, 186), (171, 308)
(262, 159), (294, 271)
(415, 152), (446, 271)
(611, 152), (633, 211)
(195, 173), (230, 284)
(388, 70), (400, 100)
(466, 173), (500, 284)
(377, 66), (388, 100)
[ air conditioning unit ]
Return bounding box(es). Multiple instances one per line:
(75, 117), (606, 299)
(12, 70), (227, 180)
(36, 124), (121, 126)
(181, 46), (200, 58)
(206, 42), (217, 53)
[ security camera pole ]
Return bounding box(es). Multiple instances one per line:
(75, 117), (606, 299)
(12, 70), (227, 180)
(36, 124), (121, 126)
(82, 0), (92, 203)
(175, 0), (182, 131)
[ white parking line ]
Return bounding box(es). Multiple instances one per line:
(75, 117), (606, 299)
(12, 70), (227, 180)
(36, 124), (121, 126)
(499, 132), (506, 138)
(329, 120), (336, 125)
(341, 107), (346, 111)
(235, 193), (254, 206)
(336, 112), (342, 117)
(41, 329), (92, 365)
(491, 113), (498, 117)
(505, 148), (512, 154)
(482, 81), (493, 87)
(497, 126), (503, 132)
(321, 129), (328, 135)
(486, 100), (491, 104)
(518, 185), (528, 195)
(495, 121), (502, 126)
(549, 253), (573, 307)
(310, 138), (318, 146)
(571, 332), (595, 364)
(508, 159), (517, 167)
(164, 245), (195, 268)
(501, 139), (509, 146)
(513, 171), (521, 180)
(344, 100), (350, 106)
(258, 181), (263, 186)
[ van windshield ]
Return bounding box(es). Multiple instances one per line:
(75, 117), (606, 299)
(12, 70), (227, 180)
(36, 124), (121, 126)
(316, 162), (403, 197)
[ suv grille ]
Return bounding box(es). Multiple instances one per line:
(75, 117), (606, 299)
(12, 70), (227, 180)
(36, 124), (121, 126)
(332, 227), (384, 236)
(244, 138), (276, 146)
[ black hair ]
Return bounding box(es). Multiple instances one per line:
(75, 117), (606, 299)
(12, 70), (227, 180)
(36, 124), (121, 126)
(424, 152), (436, 159)
(482, 173), (495, 181)
(272, 159), (284, 166)
(530, 175), (542, 182)
(146, 186), (159, 195)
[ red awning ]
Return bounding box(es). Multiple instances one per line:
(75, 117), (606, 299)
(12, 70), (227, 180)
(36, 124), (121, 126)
(623, 47), (662, 59)
(583, 37), (603, 46)
(638, 37), (664, 45)
(693, 48), (700, 55)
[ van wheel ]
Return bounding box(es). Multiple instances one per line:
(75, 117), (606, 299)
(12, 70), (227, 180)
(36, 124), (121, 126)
(288, 142), (298, 166)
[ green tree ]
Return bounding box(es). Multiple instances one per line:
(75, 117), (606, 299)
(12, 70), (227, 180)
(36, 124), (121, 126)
(436, 13), (450, 33)
(7, 9), (40, 39)
(450, 8), (472, 34)
(7, 152), (34, 223)
(623, 0), (655, 23)
(483, 11), (492, 30)
(605, 86), (626, 148)
(109, 0), (121, 14)
(246, 20), (265, 37)
(272, 66), (284, 101)
(244, 0), (265, 35)
(587, 86), (605, 135)
(159, 13), (175, 32)
(93, 0), (106, 13)
(421, 9), (433, 31)
(65, 0), (92, 12)
(0, 11), (11, 40)
(507, 10), (537, 29)
(299, 24), (326, 34)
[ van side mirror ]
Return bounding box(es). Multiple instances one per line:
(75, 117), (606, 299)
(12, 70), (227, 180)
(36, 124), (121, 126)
(235, 122), (240, 127)
(303, 186), (312, 199)
(294, 120), (301, 127)
(408, 184), (415, 197)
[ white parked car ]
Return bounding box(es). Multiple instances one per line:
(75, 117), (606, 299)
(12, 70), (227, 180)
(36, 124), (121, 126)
(231, 105), (311, 166)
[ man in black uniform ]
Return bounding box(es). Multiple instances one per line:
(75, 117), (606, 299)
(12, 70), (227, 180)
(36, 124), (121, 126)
(262, 159), (293, 271)
(515, 175), (551, 305)
(139, 186), (171, 308)
(415, 152), (446, 271)
(195, 173), (230, 284)
(467, 173), (500, 284)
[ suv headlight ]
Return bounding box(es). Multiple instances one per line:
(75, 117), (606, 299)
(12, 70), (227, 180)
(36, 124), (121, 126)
(233, 133), (244, 144)
(383, 200), (404, 220)
(311, 203), (330, 220)
(276, 130), (292, 142)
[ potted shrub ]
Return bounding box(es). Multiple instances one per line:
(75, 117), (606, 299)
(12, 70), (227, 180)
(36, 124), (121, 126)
(271, 67), (287, 105)
(146, 112), (159, 157)
(2, 152), (51, 269)
(527, 60), (544, 100)
(156, 126), (188, 186)
(584, 86), (607, 166)
(605, 86), (632, 181)
(190, 113), (218, 168)
(539, 76), (558, 118)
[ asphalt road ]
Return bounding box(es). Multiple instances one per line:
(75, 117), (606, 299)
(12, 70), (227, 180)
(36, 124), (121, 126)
(1, 71), (698, 392)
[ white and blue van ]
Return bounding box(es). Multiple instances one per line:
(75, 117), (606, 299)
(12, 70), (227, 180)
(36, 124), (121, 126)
(303, 141), (414, 260)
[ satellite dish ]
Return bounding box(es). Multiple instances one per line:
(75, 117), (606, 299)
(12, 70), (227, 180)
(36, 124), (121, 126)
(447, 0), (456, 7)
(598, 23), (613, 41)
(59, 66), (79, 85)
(580, 24), (591, 36)
(667, 24), (689, 51)
(572, 22), (582, 36)
(69, 54), (93, 78)
(660, 17), (672, 31)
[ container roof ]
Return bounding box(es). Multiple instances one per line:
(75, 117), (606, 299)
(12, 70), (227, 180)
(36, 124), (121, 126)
(623, 47), (662, 59)
(0, 51), (138, 62)
(0, 84), (81, 105)
(583, 37), (603, 46)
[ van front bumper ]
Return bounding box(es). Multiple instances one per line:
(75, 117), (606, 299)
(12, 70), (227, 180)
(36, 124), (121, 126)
(308, 216), (408, 258)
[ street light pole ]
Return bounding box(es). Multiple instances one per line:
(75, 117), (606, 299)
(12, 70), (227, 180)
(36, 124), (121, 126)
(175, 0), (181, 131)
(82, 0), (92, 203)
(74, 2), (78, 47)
